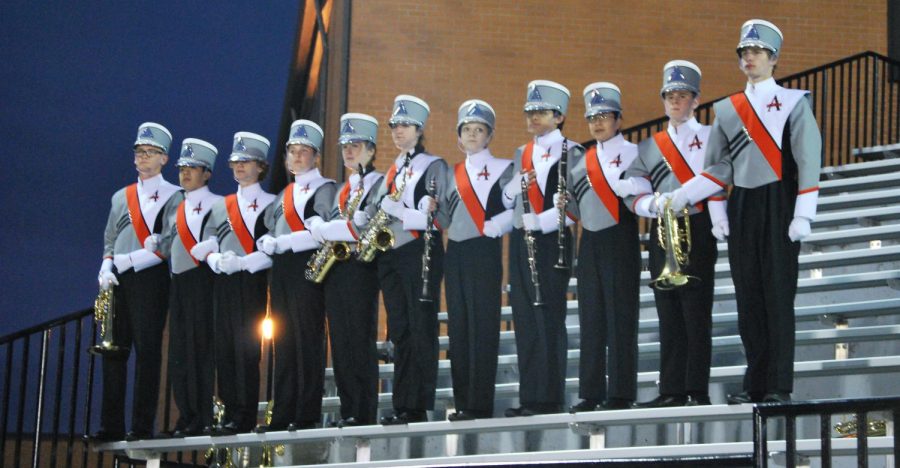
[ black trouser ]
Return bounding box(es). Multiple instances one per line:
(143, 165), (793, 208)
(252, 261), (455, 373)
(213, 269), (267, 431)
(728, 182), (800, 394)
(325, 255), (380, 424)
(168, 265), (216, 431)
(100, 262), (169, 435)
(648, 211), (717, 397)
(269, 250), (325, 427)
(508, 228), (572, 408)
(446, 236), (502, 416)
(377, 233), (444, 412)
(576, 219), (641, 402)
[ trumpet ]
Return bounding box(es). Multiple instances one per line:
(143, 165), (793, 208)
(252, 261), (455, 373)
(521, 177), (543, 306)
(419, 177), (437, 302)
(649, 194), (697, 290)
(357, 165), (409, 262)
(305, 165), (366, 283)
(554, 139), (569, 270)
(89, 286), (129, 357)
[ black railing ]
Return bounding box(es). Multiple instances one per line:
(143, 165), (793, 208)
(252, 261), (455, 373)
(753, 396), (900, 468)
(622, 51), (900, 167)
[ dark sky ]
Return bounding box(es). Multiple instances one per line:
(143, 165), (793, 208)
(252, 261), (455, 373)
(0, 1), (300, 336)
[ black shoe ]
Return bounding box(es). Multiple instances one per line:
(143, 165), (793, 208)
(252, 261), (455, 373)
(286, 421), (316, 431)
(336, 417), (360, 428)
(253, 423), (289, 433)
(568, 399), (602, 413)
(124, 430), (152, 442)
(381, 410), (426, 425)
(86, 430), (125, 443)
(633, 395), (687, 408)
(504, 406), (526, 417)
(448, 411), (477, 421)
(172, 424), (203, 438)
(686, 394), (712, 406)
(600, 398), (633, 410)
(762, 392), (791, 403)
(727, 391), (762, 405)
(211, 421), (239, 436)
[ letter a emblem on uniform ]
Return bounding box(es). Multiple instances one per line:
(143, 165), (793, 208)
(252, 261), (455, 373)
(341, 121), (355, 135)
(293, 126), (308, 139)
(394, 102), (408, 116)
(234, 137), (246, 152)
(766, 96), (782, 112)
(689, 135), (703, 150)
(140, 127), (154, 139)
(182, 144), (194, 159)
(529, 86), (542, 102)
(744, 25), (760, 41)
(668, 66), (687, 83)
(467, 102), (484, 117)
(590, 90), (606, 106)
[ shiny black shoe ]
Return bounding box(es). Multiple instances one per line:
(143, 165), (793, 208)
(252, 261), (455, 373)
(287, 421), (316, 431)
(211, 421), (239, 436)
(633, 394), (687, 408)
(86, 430), (125, 443)
(337, 417), (360, 428)
(124, 430), (152, 442)
(727, 391), (763, 405)
(253, 423), (289, 433)
(600, 398), (633, 410)
(685, 394), (712, 406)
(381, 410), (426, 425)
(762, 392), (791, 403)
(448, 411), (479, 421)
(504, 406), (527, 417)
(568, 399), (602, 413)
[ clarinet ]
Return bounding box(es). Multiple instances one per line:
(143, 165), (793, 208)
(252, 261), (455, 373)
(554, 138), (569, 269)
(419, 177), (437, 302)
(521, 177), (543, 307)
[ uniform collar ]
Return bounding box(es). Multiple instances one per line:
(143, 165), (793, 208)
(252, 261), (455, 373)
(185, 185), (211, 204)
(535, 129), (563, 148)
(745, 77), (778, 96)
(137, 173), (163, 192)
(667, 117), (702, 137)
(238, 182), (263, 200)
(466, 148), (492, 167)
(294, 167), (322, 186)
(597, 133), (625, 151)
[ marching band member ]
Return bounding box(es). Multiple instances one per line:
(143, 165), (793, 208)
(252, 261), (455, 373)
(442, 100), (514, 421)
(618, 62), (718, 407)
(374, 95), (449, 425)
(255, 121), (335, 431)
(92, 123), (182, 441)
(502, 80), (583, 417)
(665, 20), (822, 404)
(196, 132), (276, 434)
(312, 113), (384, 427)
(567, 83), (641, 412)
(164, 138), (223, 437)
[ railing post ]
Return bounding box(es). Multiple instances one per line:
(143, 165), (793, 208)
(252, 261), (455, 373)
(820, 412), (832, 468)
(872, 60), (881, 146)
(785, 414), (796, 468)
(32, 329), (50, 468)
(754, 406), (768, 468)
(857, 411), (868, 468)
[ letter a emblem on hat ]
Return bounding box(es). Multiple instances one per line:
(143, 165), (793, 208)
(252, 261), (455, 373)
(590, 90), (607, 106)
(393, 102), (408, 116)
(466, 102), (484, 117)
(529, 86), (543, 101)
(341, 120), (355, 134)
(234, 137), (246, 152)
(668, 66), (687, 83)
(293, 126), (308, 139)
(140, 127), (154, 138)
(182, 144), (194, 158)
(744, 25), (760, 40)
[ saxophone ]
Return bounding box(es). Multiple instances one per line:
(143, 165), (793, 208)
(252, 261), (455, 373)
(357, 167), (409, 263)
(305, 166), (366, 283)
(88, 286), (129, 357)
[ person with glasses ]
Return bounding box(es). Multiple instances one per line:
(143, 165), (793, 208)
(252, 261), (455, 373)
(617, 61), (719, 408)
(441, 100), (514, 421)
(160, 138), (222, 437)
(374, 95), (449, 425)
(196, 132), (276, 434)
(501, 80), (583, 417)
(91, 123), (182, 441)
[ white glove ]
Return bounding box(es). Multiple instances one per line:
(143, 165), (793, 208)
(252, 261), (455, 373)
(522, 213), (540, 231)
(651, 193), (672, 215)
(669, 188), (690, 212)
(257, 235), (277, 255)
(711, 219), (730, 241)
(613, 179), (637, 198)
(217, 252), (242, 275)
(143, 234), (159, 253)
(788, 217), (811, 242)
(207, 252), (223, 273)
(502, 172), (526, 201)
(310, 222), (327, 243)
(275, 234), (293, 254)
(353, 210), (370, 227)
(380, 197), (405, 218)
(190, 237), (218, 261)
(482, 220), (502, 238)
(113, 253), (133, 273)
(97, 258), (118, 289)
(417, 195), (435, 213)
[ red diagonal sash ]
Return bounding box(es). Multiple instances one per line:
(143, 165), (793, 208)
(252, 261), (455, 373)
(125, 184), (152, 245)
(385, 164), (399, 194)
(730, 92), (782, 179)
(339, 181), (352, 211)
(225, 195), (255, 254)
(653, 131), (696, 185)
(455, 162), (485, 234)
(585, 147), (620, 223)
(282, 183), (306, 232)
(176, 201), (199, 265)
(520, 141), (545, 213)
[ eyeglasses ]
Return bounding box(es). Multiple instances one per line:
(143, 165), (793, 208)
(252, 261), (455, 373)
(587, 113), (617, 123)
(134, 149), (165, 158)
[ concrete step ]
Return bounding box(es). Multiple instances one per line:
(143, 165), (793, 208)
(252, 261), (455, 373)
(819, 169), (900, 195)
(851, 142), (900, 161)
(821, 155), (900, 179)
(817, 187), (900, 211)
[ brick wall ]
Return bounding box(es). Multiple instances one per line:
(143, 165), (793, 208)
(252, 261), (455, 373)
(345, 0), (888, 170)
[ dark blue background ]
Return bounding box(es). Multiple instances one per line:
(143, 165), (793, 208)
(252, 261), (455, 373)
(0, 1), (299, 336)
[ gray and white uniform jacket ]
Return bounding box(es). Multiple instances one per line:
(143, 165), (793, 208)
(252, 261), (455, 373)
(202, 182), (275, 272)
(442, 149), (515, 242)
(264, 168), (336, 253)
(164, 186), (222, 274)
(569, 133), (638, 231)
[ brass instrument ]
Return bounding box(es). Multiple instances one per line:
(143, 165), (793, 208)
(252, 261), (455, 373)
(357, 162), (410, 263)
(834, 415), (887, 438)
(554, 139), (569, 270)
(259, 400), (285, 466)
(521, 177), (543, 306)
(88, 287), (129, 357)
(649, 195), (697, 290)
(205, 397), (234, 467)
(419, 177), (437, 302)
(305, 165), (366, 283)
